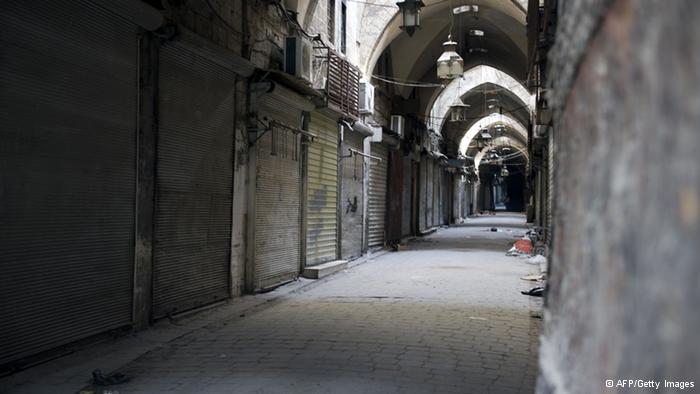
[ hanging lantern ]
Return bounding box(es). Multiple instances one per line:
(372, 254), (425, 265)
(449, 97), (470, 122)
(500, 165), (509, 177)
(476, 128), (491, 149)
(396, 0), (425, 37)
(436, 35), (464, 80)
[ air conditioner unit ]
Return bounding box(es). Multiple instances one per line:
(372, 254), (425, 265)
(285, 35), (313, 84)
(390, 115), (405, 139)
(358, 81), (375, 114)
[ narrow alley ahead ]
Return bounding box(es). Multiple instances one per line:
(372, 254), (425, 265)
(83, 214), (541, 394)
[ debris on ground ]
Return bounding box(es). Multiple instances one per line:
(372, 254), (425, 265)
(521, 286), (545, 297)
(520, 274), (545, 281)
(490, 227), (498, 232)
(92, 369), (130, 386)
(507, 237), (533, 255)
(525, 254), (547, 265)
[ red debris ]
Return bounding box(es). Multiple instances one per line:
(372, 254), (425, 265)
(514, 238), (533, 254)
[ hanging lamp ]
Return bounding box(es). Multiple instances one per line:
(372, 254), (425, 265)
(437, 35), (464, 80)
(500, 165), (509, 177)
(449, 98), (470, 122)
(396, 0), (425, 36)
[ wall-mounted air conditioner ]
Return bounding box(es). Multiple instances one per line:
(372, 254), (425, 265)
(390, 115), (405, 139)
(359, 81), (375, 114)
(285, 35), (313, 84)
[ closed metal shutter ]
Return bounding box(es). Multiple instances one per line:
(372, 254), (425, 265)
(419, 157), (427, 232)
(401, 155), (412, 237)
(152, 39), (234, 318)
(432, 161), (439, 227)
(340, 131), (365, 259)
(0, 0), (137, 366)
(426, 158), (434, 228)
(368, 143), (388, 249)
(546, 132), (554, 246)
(306, 113), (338, 266)
(443, 172), (451, 224)
(254, 96), (302, 290)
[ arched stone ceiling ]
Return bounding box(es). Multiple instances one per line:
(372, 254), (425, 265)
(384, 10), (527, 98)
(430, 66), (533, 132)
(458, 113), (528, 154)
(474, 136), (528, 169)
(440, 81), (531, 146)
(363, 0), (527, 76)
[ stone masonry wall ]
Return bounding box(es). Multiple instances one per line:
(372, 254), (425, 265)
(538, 1), (700, 392)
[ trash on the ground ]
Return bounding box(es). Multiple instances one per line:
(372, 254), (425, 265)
(521, 286), (545, 297)
(92, 369), (130, 386)
(507, 237), (533, 255)
(468, 316), (489, 321)
(520, 274), (545, 281)
(525, 254), (547, 265)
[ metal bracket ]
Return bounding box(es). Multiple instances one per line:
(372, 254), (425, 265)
(339, 148), (383, 162)
(249, 118), (317, 147)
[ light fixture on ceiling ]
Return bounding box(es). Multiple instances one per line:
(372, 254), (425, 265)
(449, 97), (470, 122)
(396, 0), (425, 37)
(487, 98), (499, 109)
(453, 4), (479, 15)
(476, 129), (492, 149)
(437, 35), (464, 80)
(500, 165), (509, 177)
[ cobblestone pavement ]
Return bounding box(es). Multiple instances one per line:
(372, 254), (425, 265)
(88, 214), (542, 394)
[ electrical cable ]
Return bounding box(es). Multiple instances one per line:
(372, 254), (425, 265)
(371, 74), (444, 88)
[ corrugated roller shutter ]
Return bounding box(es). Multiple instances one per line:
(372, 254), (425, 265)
(306, 113), (338, 266)
(401, 156), (412, 237)
(419, 157), (427, 232)
(432, 161), (439, 227)
(368, 144), (388, 249)
(444, 172), (450, 224)
(425, 159), (434, 228)
(0, 0), (137, 366)
(152, 39), (234, 318)
(254, 96), (302, 290)
(340, 131), (365, 259)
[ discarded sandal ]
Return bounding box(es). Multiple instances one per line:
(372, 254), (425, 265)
(521, 286), (545, 297)
(92, 369), (130, 386)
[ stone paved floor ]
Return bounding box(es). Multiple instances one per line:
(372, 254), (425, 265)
(76, 213), (542, 394)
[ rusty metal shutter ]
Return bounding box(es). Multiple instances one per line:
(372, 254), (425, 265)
(340, 131), (365, 259)
(254, 96), (302, 290)
(306, 113), (338, 266)
(0, 0), (137, 366)
(152, 39), (234, 318)
(368, 143), (388, 249)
